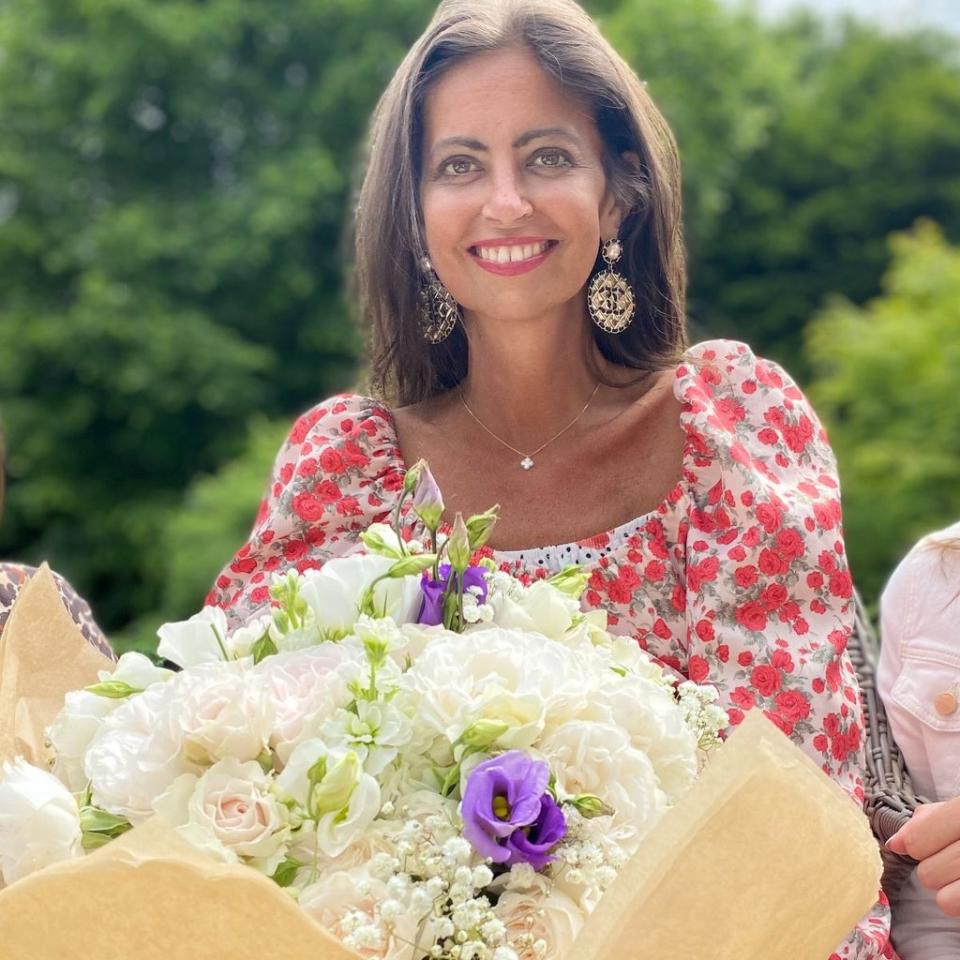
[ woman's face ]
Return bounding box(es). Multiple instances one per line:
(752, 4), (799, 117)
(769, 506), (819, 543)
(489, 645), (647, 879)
(419, 46), (621, 327)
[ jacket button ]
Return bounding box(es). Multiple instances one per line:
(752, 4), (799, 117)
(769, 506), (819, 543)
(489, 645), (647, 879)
(934, 692), (957, 716)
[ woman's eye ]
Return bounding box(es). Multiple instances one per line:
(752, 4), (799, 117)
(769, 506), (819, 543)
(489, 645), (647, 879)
(531, 149), (573, 169)
(439, 157), (479, 177)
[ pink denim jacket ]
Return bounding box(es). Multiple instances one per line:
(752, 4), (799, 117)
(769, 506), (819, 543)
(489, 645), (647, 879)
(878, 520), (960, 959)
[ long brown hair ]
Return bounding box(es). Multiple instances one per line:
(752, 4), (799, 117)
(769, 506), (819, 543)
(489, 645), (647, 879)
(353, 0), (687, 406)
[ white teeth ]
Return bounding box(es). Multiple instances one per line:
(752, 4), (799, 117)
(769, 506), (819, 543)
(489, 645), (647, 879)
(475, 241), (550, 263)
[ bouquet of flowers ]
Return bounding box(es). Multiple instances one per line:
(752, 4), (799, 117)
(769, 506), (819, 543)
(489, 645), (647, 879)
(0, 461), (728, 960)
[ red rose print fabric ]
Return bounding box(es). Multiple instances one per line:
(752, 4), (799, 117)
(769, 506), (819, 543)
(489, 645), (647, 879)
(207, 340), (895, 958)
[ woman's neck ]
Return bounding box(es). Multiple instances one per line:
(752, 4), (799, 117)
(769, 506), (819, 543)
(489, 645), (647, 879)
(457, 307), (611, 448)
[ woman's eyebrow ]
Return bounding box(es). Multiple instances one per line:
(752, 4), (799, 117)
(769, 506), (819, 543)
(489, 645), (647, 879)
(430, 127), (583, 154)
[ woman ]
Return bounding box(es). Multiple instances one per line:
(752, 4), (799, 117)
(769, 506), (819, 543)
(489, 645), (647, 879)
(208, 0), (893, 954)
(880, 524), (960, 958)
(0, 439), (111, 658)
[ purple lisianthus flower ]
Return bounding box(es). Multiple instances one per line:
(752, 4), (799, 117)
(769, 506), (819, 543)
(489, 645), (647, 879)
(417, 563), (488, 626)
(461, 751), (566, 870)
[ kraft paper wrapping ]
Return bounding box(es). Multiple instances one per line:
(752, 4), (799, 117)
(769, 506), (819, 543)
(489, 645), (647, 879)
(0, 575), (882, 959)
(0, 563), (114, 766)
(0, 815), (360, 960)
(569, 708), (883, 960)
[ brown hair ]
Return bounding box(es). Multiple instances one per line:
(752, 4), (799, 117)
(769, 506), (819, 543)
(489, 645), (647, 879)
(353, 0), (687, 406)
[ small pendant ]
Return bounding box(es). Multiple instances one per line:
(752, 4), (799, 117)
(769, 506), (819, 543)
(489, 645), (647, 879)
(520, 457), (534, 470)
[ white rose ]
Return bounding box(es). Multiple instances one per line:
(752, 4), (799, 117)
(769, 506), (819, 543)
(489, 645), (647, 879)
(153, 758), (289, 874)
(492, 876), (584, 960)
(172, 661), (273, 765)
(48, 652), (174, 792)
(538, 721), (665, 855)
(84, 678), (192, 821)
(299, 555), (422, 638)
(157, 606), (229, 668)
(0, 759), (82, 885)
(253, 643), (361, 765)
(276, 739), (380, 858)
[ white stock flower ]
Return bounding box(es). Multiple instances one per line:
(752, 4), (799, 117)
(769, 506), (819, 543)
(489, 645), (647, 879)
(226, 613), (274, 659)
(299, 555), (421, 639)
(253, 643), (361, 765)
(48, 652), (174, 792)
(485, 580), (581, 640)
(0, 759), (82, 885)
(152, 758), (289, 874)
(322, 698), (412, 776)
(157, 606), (229, 668)
(276, 739), (380, 858)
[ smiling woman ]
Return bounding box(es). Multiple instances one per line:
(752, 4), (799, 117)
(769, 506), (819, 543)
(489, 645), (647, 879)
(206, 2), (895, 955)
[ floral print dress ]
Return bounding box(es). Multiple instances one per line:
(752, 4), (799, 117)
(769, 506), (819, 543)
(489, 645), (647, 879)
(207, 339), (895, 958)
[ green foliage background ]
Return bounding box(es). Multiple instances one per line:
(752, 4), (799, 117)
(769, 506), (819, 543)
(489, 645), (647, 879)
(0, 0), (957, 652)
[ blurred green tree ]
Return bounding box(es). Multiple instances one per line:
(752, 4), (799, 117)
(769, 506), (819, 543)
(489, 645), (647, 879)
(806, 220), (960, 604)
(0, 0), (435, 627)
(687, 14), (960, 369)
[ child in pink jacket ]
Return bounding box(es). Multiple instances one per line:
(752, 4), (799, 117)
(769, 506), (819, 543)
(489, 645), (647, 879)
(878, 521), (960, 959)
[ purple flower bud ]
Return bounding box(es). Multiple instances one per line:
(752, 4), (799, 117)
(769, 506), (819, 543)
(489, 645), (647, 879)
(417, 564), (488, 626)
(460, 751), (566, 870)
(411, 463), (444, 532)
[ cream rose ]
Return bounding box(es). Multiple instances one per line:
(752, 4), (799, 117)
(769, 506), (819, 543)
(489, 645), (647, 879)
(492, 874), (584, 960)
(153, 758), (289, 874)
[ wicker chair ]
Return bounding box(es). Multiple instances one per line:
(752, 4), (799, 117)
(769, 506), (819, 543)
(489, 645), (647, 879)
(849, 591), (931, 898)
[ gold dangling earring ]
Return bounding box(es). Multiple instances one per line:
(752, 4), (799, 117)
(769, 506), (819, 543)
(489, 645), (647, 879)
(417, 256), (461, 344)
(588, 237), (635, 334)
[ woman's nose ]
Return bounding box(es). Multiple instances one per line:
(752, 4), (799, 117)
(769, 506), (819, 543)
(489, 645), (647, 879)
(482, 169), (533, 224)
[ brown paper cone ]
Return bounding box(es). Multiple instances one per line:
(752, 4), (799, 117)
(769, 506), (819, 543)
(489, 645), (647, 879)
(0, 563), (114, 765)
(570, 708), (883, 960)
(0, 815), (362, 960)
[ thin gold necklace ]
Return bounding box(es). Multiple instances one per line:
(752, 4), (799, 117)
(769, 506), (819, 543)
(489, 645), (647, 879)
(459, 382), (602, 470)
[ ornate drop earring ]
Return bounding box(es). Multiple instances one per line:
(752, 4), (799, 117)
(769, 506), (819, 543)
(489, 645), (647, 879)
(587, 237), (635, 334)
(417, 256), (461, 344)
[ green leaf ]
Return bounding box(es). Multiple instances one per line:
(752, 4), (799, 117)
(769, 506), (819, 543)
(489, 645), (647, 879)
(270, 856), (303, 888)
(251, 631), (278, 664)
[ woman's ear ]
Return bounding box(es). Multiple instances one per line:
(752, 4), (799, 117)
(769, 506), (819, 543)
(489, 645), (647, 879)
(601, 150), (642, 239)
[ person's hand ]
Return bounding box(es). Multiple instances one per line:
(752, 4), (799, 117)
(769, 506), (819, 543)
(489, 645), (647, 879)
(888, 797), (960, 916)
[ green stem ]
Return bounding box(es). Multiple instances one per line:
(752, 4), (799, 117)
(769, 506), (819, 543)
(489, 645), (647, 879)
(392, 489), (410, 557)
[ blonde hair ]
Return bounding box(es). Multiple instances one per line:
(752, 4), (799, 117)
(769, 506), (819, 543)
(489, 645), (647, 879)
(353, 0), (687, 405)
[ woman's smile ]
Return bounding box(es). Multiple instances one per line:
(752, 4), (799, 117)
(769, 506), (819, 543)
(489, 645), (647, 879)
(468, 237), (559, 276)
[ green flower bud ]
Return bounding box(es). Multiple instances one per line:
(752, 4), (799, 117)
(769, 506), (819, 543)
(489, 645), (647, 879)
(387, 553), (438, 578)
(447, 513), (471, 572)
(411, 463), (445, 533)
(84, 680), (144, 699)
(458, 718), (510, 750)
(403, 459), (426, 495)
(465, 505), (500, 550)
(308, 752), (360, 819)
(547, 565), (589, 599)
(570, 793), (615, 819)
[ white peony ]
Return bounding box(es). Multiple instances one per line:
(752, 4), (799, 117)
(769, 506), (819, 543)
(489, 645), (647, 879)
(276, 739), (380, 858)
(152, 758), (289, 875)
(492, 873), (584, 960)
(299, 555), (422, 639)
(0, 759), (82, 885)
(538, 720), (665, 855)
(157, 605), (229, 668)
(253, 643), (361, 765)
(171, 661), (273, 765)
(48, 652), (174, 792)
(84, 677), (192, 821)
